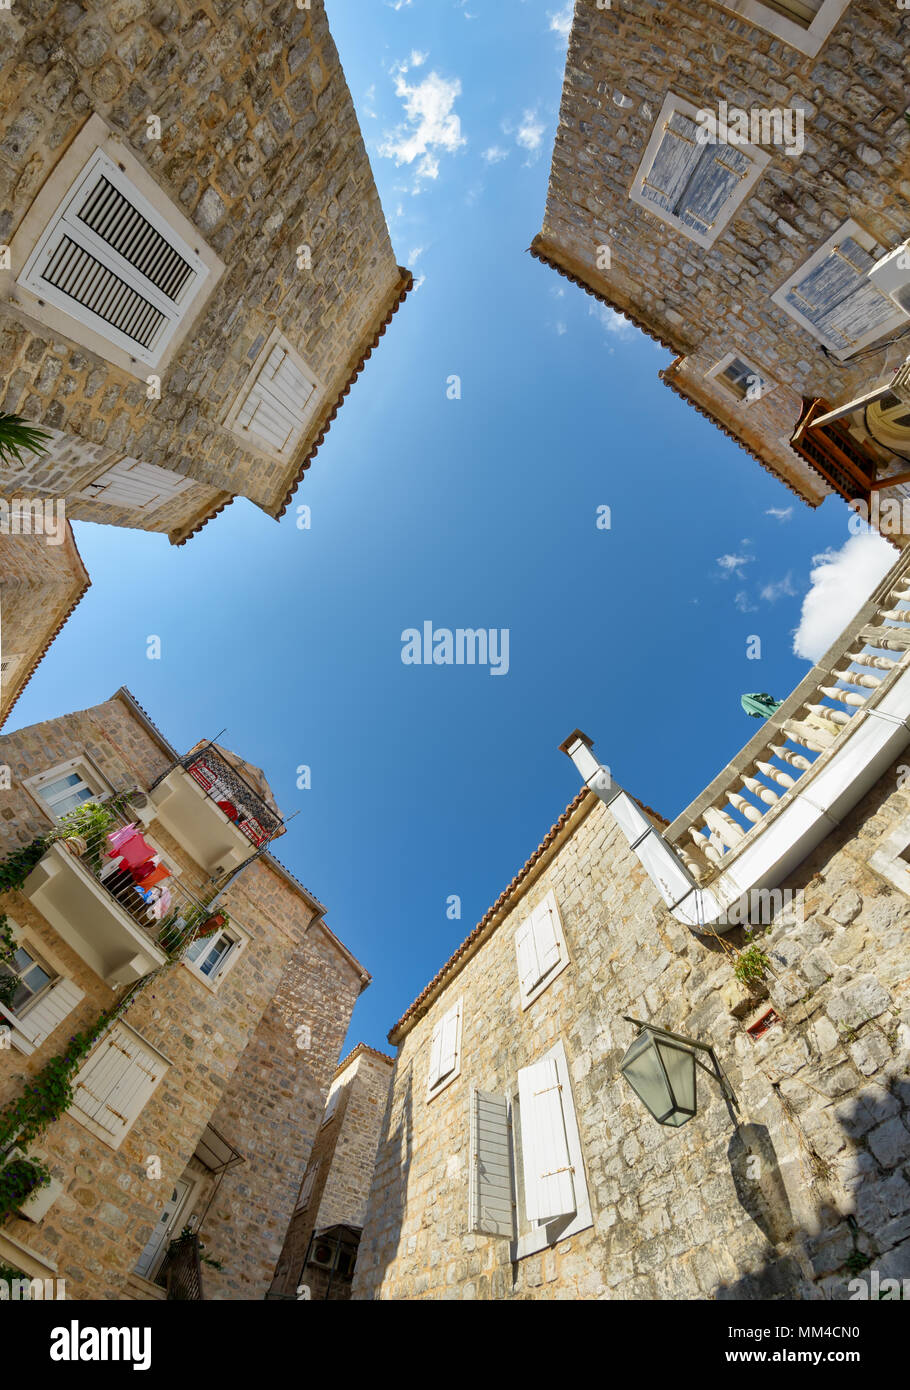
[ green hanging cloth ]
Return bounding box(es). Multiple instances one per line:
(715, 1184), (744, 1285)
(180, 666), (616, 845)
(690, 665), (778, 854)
(741, 692), (782, 719)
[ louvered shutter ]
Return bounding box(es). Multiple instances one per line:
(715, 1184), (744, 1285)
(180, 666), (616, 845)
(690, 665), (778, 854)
(468, 1090), (515, 1238)
(785, 236), (895, 353)
(80, 459), (195, 512)
(0, 977), (84, 1055)
(679, 145), (752, 238)
(530, 901), (562, 980)
(515, 919), (540, 995)
(517, 1055), (576, 1225)
(235, 344), (318, 458)
(439, 1001), (461, 1078)
(427, 1017), (444, 1089)
(639, 112), (702, 215)
(19, 150), (207, 367)
(71, 1024), (167, 1144)
(322, 1085), (340, 1125)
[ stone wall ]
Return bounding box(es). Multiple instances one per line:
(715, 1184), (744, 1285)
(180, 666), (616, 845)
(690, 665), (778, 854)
(0, 0), (407, 542)
(353, 775), (910, 1301)
(269, 1042), (393, 1297)
(535, 0), (910, 514)
(0, 521), (89, 726)
(0, 693), (364, 1298)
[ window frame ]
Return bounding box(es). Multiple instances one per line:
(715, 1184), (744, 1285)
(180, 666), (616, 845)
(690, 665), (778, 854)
(181, 920), (247, 992)
(713, 0), (851, 59)
(630, 93), (770, 250)
(706, 351), (774, 405)
(514, 889), (571, 1011)
(426, 997), (464, 1101)
(22, 755), (112, 824)
(3, 114), (224, 380)
(771, 220), (907, 361)
(0, 938), (58, 1019)
(509, 1040), (592, 1261)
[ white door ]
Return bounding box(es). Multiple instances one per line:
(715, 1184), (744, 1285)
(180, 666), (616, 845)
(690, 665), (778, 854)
(133, 1178), (192, 1279)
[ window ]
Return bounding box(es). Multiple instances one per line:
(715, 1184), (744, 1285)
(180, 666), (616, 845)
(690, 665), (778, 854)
(714, 0), (850, 58)
(467, 1040), (592, 1258)
(24, 757), (109, 821)
(0, 924), (84, 1056)
(514, 891), (570, 1010)
(69, 1021), (169, 1149)
(78, 459), (196, 513)
(184, 928), (241, 983)
(223, 331), (323, 462)
(426, 998), (463, 1100)
(630, 95), (769, 250)
(772, 221), (907, 361)
(706, 352), (772, 404)
(322, 1084), (342, 1127)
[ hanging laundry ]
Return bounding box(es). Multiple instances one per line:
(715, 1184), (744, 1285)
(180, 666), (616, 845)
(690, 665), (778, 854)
(110, 832), (157, 870)
(217, 799), (239, 821)
(133, 862), (171, 889)
(107, 823), (138, 852)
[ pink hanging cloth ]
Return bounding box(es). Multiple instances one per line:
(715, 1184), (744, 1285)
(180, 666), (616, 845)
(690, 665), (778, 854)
(107, 823), (138, 852)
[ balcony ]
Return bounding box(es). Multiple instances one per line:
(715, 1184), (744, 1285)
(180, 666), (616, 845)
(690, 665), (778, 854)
(22, 809), (217, 987)
(149, 744), (283, 876)
(563, 549), (910, 930)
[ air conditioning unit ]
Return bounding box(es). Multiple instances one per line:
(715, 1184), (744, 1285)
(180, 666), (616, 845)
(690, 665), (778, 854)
(309, 1239), (336, 1270)
(869, 241), (910, 316)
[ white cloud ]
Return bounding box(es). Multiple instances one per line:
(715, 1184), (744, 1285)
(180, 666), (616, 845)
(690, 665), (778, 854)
(410, 49), (428, 67)
(516, 109), (545, 153)
(760, 572), (796, 603)
(379, 65), (466, 188)
(792, 532), (895, 663)
(408, 246), (425, 263)
(735, 591), (758, 613)
(587, 301), (633, 339)
(549, 3), (574, 38)
(766, 506), (793, 522)
(412, 273), (426, 292)
(716, 552), (753, 579)
(482, 145), (509, 164)
(555, 321), (567, 336)
(386, 0), (412, 9)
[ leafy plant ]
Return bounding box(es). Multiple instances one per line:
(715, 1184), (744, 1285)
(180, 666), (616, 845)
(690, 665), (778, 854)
(0, 839), (50, 895)
(0, 915), (19, 1010)
(734, 943), (771, 985)
(0, 414), (51, 468)
(54, 802), (116, 873)
(0, 1153), (51, 1218)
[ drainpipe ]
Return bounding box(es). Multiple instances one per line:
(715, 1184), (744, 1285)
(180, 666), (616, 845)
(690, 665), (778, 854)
(558, 729), (722, 931)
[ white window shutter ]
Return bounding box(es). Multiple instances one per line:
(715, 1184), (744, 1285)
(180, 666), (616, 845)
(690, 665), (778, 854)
(517, 1055), (576, 1225)
(468, 1090), (515, 1238)
(515, 919), (540, 995)
(530, 901), (561, 980)
(80, 458), (195, 512)
(0, 977), (84, 1054)
(71, 1024), (167, 1144)
(323, 1085), (340, 1125)
(639, 111), (701, 214)
(428, 1017), (444, 1089)
(785, 236), (893, 352)
(234, 342), (318, 459)
(439, 1001), (461, 1079)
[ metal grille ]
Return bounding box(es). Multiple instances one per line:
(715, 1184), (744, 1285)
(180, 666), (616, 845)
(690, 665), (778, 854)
(77, 175), (195, 302)
(42, 235), (165, 349)
(185, 748), (282, 846)
(159, 1233), (204, 1301)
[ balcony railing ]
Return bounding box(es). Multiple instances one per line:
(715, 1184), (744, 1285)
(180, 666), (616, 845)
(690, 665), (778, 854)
(152, 745), (282, 850)
(665, 557), (910, 882)
(157, 1232), (205, 1301)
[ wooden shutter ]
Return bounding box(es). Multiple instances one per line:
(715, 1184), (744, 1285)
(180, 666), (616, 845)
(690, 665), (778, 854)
(235, 344), (317, 458)
(322, 1085), (340, 1125)
(468, 1090), (515, 1238)
(428, 1001), (461, 1091)
(679, 145), (752, 238)
(639, 111), (701, 214)
(81, 458), (195, 511)
(19, 149), (207, 366)
(71, 1023), (167, 1144)
(515, 919), (541, 995)
(517, 1056), (576, 1225)
(785, 236), (895, 352)
(530, 900), (562, 980)
(0, 977), (84, 1055)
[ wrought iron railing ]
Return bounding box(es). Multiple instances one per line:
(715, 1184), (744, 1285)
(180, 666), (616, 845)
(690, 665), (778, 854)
(152, 744), (283, 849)
(158, 1232), (204, 1301)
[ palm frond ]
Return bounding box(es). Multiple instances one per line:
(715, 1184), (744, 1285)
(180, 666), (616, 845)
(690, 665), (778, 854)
(0, 414), (52, 467)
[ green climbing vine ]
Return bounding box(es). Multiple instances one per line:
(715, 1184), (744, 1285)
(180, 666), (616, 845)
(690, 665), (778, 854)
(733, 942), (772, 986)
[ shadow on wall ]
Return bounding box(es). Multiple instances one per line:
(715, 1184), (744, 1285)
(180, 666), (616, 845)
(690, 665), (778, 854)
(355, 1064), (413, 1298)
(718, 1078), (910, 1300)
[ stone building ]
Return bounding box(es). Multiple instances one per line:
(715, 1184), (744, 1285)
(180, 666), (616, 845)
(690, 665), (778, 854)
(353, 551), (910, 1300)
(0, 0), (410, 545)
(270, 1041), (393, 1300)
(532, 0), (910, 539)
(0, 519), (89, 728)
(0, 687), (369, 1299)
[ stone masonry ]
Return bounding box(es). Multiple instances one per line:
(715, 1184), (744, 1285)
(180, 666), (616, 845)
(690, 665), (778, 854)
(269, 1041), (393, 1298)
(0, 690), (368, 1298)
(0, 0), (410, 543)
(533, 0), (910, 525)
(353, 776), (910, 1300)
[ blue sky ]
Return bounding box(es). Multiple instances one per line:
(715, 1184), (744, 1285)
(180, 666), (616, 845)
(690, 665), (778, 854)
(9, 0), (893, 1052)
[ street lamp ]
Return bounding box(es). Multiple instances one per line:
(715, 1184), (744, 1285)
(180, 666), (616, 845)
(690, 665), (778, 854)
(619, 1017), (738, 1127)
